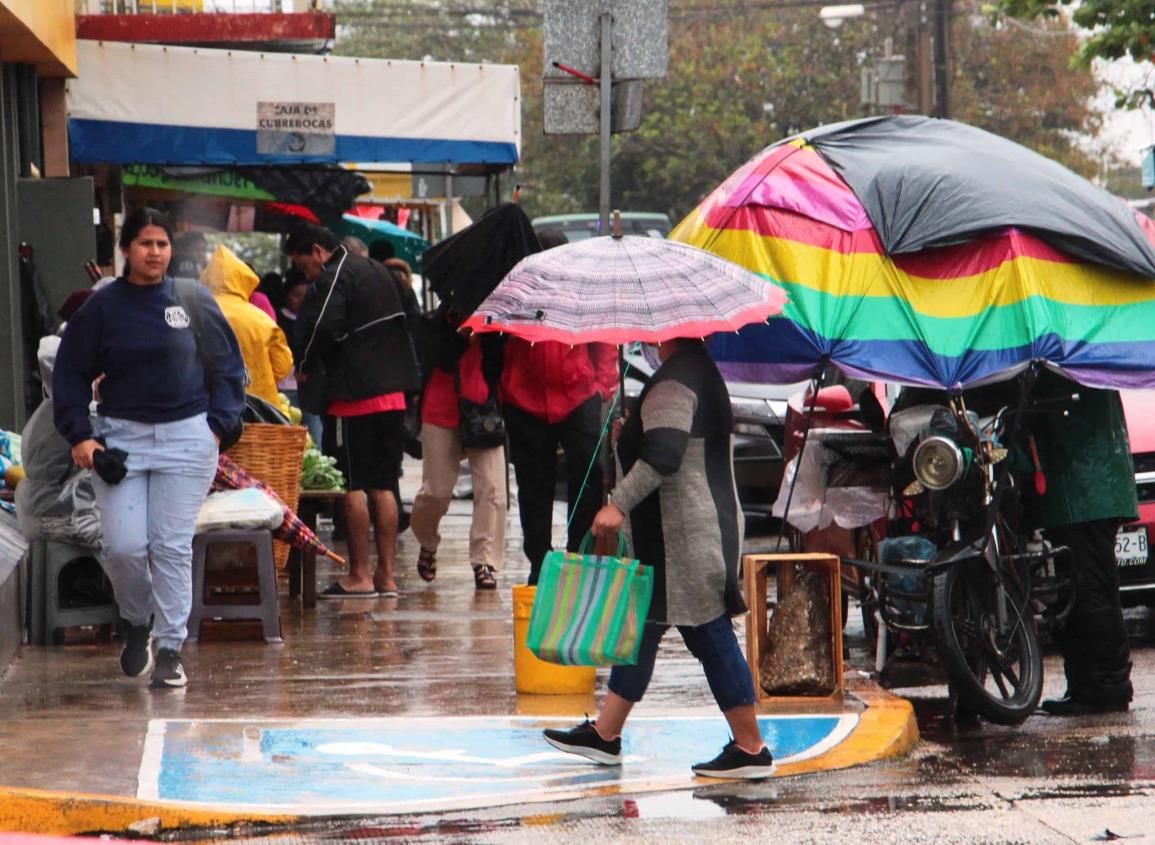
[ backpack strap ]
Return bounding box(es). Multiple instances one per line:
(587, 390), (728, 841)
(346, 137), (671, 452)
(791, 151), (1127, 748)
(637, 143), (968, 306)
(172, 277), (207, 353)
(172, 277), (251, 389)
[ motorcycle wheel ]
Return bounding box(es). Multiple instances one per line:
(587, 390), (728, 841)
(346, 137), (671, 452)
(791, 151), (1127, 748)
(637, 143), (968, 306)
(931, 562), (1043, 726)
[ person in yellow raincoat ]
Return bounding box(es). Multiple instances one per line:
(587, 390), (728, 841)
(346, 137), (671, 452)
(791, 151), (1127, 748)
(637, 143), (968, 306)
(201, 245), (293, 407)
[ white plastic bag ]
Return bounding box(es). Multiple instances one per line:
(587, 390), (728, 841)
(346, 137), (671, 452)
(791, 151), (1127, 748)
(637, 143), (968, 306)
(196, 488), (283, 534)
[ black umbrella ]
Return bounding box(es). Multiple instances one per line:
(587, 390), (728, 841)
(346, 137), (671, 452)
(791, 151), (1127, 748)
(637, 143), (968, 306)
(423, 202), (542, 316)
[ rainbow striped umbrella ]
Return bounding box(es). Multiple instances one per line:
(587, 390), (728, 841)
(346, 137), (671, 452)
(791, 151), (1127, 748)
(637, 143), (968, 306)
(672, 115), (1155, 390)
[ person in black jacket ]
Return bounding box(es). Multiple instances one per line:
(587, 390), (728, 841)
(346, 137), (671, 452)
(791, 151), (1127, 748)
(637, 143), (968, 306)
(289, 226), (420, 599)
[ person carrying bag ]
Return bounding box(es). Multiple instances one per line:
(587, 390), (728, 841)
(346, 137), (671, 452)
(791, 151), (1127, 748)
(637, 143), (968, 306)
(541, 338), (776, 780)
(526, 531), (653, 666)
(410, 323), (508, 590)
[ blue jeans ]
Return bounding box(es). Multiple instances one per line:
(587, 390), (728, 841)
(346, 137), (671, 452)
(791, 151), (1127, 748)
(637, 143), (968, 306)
(608, 613), (757, 712)
(92, 414), (218, 651)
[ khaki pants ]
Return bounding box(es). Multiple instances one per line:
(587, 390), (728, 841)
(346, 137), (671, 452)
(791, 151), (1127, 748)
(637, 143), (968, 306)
(411, 423), (507, 569)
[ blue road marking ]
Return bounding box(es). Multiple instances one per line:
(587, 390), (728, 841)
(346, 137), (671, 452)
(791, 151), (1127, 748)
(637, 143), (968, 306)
(141, 714), (857, 813)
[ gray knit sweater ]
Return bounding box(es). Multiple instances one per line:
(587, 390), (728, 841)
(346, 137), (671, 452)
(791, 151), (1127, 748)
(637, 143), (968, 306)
(610, 346), (746, 626)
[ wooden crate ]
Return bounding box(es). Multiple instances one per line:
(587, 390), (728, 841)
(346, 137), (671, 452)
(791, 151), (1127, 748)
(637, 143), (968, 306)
(743, 553), (844, 707)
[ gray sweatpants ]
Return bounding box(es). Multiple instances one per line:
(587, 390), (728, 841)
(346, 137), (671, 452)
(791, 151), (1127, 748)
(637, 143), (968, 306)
(92, 414), (218, 651)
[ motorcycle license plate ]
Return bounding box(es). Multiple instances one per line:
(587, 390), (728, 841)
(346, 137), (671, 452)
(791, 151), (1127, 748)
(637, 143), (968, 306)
(1115, 526), (1149, 568)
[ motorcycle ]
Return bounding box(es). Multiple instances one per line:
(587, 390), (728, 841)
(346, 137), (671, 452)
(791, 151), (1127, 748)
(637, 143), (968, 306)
(835, 370), (1075, 725)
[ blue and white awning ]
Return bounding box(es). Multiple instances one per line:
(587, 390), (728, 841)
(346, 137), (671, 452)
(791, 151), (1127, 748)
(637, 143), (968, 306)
(67, 40), (521, 167)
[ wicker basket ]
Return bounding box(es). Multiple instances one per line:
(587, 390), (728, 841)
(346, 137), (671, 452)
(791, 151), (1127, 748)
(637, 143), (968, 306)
(224, 423), (308, 568)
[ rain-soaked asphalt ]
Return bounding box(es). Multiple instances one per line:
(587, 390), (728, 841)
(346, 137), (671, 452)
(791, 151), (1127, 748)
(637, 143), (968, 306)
(0, 460), (1152, 843)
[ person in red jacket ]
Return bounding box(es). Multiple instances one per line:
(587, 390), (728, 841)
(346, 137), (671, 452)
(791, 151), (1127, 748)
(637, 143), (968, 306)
(501, 337), (618, 583)
(411, 318), (507, 589)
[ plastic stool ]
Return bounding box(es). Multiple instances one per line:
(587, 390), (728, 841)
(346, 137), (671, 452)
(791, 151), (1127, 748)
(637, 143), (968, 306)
(27, 539), (119, 646)
(188, 529), (282, 644)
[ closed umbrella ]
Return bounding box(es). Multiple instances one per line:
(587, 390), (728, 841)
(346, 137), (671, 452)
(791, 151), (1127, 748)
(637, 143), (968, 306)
(422, 202), (541, 316)
(213, 454), (345, 565)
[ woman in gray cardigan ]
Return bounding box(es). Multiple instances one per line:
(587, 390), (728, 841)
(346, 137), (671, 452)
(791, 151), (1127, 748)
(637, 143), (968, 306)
(542, 338), (774, 779)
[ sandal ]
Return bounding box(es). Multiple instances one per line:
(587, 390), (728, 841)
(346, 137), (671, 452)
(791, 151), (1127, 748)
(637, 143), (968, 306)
(417, 548), (437, 582)
(473, 564), (497, 590)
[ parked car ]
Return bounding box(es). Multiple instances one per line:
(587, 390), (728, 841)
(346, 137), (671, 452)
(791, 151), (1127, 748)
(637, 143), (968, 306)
(532, 212), (672, 244)
(1119, 391), (1155, 607)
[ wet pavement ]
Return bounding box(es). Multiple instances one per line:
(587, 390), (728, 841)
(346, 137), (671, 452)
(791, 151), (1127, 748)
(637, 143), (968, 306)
(159, 611), (1152, 845)
(0, 460), (1151, 842)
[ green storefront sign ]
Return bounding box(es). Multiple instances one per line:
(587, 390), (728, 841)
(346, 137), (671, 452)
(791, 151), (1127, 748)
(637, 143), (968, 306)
(123, 165), (276, 201)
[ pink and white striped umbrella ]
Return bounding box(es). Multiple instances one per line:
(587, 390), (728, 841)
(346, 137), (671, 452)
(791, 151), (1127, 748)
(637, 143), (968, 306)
(463, 234), (788, 344)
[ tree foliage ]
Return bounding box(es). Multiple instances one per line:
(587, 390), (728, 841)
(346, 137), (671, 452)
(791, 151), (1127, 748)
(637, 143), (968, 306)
(997, 0), (1155, 68)
(950, 8), (1103, 177)
(332, 0), (1108, 222)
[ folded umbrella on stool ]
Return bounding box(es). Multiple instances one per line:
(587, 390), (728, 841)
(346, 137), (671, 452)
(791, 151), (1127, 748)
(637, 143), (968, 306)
(213, 454), (344, 565)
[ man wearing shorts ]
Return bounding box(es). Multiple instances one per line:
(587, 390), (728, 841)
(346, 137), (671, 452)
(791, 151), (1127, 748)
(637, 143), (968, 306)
(289, 226), (420, 598)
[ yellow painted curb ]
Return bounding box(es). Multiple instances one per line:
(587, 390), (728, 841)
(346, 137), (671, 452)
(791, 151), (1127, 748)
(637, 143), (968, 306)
(774, 677), (920, 777)
(0, 787), (299, 837)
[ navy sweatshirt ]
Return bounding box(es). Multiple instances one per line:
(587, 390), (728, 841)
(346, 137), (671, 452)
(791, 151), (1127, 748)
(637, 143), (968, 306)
(53, 276), (246, 446)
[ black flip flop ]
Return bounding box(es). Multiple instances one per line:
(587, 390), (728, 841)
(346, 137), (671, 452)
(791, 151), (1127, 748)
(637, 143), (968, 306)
(317, 582), (379, 599)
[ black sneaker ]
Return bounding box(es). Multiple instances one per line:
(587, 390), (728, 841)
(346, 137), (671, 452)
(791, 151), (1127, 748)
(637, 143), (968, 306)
(543, 719), (622, 765)
(150, 648), (187, 689)
(119, 619), (153, 678)
(1040, 694), (1129, 716)
(692, 740), (776, 779)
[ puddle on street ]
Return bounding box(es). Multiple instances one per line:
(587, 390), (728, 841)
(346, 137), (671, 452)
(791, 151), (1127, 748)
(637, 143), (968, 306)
(922, 729), (1152, 780)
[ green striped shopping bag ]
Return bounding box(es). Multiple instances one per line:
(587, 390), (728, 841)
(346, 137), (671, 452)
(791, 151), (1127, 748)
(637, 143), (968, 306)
(526, 533), (654, 666)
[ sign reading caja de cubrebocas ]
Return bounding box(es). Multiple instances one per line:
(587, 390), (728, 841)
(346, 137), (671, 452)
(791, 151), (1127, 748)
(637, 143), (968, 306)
(257, 102), (336, 156)
(66, 40), (521, 167)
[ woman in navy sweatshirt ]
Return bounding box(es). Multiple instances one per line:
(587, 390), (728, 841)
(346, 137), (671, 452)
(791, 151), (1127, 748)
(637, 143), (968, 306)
(53, 208), (245, 689)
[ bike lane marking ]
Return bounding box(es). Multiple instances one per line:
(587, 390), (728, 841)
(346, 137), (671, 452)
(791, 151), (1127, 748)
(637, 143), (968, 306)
(137, 714), (858, 814)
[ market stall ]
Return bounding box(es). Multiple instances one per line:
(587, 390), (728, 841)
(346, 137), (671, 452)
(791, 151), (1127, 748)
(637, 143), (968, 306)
(66, 40), (520, 247)
(66, 40), (521, 168)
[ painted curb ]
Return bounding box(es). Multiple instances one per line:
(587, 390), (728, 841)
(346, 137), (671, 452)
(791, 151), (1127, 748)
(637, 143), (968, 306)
(776, 676), (920, 777)
(0, 788), (299, 838)
(0, 679), (918, 836)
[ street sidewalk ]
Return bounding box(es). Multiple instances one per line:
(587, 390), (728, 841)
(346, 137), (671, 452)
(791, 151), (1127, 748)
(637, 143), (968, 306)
(0, 459), (916, 836)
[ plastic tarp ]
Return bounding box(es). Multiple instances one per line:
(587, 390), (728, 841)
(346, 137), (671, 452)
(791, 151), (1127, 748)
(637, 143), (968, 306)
(17, 341), (101, 548)
(802, 115), (1155, 279)
(772, 437), (889, 533)
(67, 40), (521, 167)
(196, 488), (284, 535)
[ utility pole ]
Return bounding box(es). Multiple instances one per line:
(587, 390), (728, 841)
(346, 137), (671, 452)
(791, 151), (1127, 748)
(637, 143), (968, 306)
(916, 4), (933, 115)
(913, 0), (950, 117)
(932, 0), (951, 118)
(598, 12), (612, 237)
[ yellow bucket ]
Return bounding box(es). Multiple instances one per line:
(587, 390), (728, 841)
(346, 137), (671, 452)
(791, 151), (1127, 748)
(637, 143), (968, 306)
(512, 584), (596, 695)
